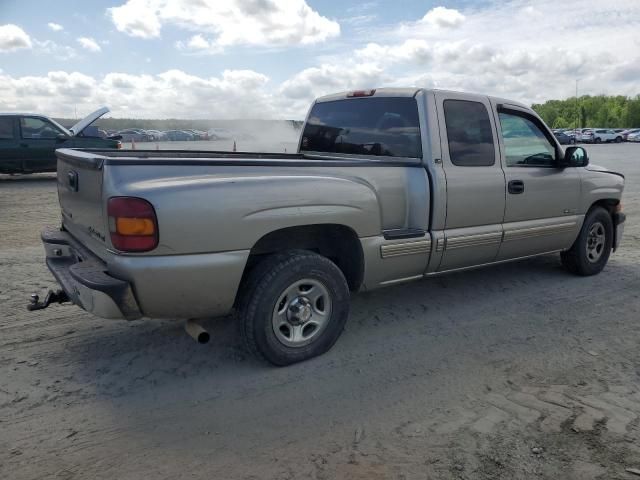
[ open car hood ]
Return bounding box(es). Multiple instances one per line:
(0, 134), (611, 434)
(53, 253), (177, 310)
(69, 107), (109, 136)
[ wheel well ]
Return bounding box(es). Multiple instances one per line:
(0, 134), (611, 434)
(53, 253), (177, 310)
(241, 224), (364, 294)
(587, 199), (621, 251)
(589, 198), (619, 216)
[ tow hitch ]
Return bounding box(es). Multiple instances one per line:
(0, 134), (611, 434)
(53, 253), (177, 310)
(27, 289), (70, 311)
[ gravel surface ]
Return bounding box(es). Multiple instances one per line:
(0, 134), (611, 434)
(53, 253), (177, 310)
(1, 144), (639, 480)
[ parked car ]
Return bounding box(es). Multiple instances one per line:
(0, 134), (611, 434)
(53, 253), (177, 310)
(583, 129), (623, 143)
(164, 130), (195, 141)
(622, 128), (640, 141)
(628, 131), (640, 142)
(553, 130), (574, 145)
(185, 129), (208, 140)
(207, 127), (234, 140)
(0, 107), (120, 174)
(32, 88), (626, 365)
(117, 129), (151, 143)
(143, 129), (166, 141)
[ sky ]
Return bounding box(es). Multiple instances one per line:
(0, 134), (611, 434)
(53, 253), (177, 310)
(0, 0), (639, 119)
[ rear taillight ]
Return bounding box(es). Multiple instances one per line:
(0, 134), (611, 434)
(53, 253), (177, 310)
(107, 197), (158, 252)
(116, 141), (122, 149)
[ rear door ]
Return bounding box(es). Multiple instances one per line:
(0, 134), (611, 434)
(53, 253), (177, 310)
(493, 104), (581, 260)
(435, 92), (505, 271)
(18, 116), (69, 172)
(0, 116), (20, 173)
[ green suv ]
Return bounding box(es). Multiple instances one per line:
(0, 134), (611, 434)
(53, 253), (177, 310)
(0, 107), (121, 174)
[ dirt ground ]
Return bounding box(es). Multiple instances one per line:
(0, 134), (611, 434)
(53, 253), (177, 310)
(1, 144), (639, 480)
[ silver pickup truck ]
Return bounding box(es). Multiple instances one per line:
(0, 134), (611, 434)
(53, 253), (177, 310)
(32, 88), (626, 365)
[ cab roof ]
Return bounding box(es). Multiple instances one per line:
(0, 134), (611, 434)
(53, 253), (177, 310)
(314, 87), (531, 111)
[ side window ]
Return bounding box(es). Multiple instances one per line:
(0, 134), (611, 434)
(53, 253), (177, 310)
(498, 111), (557, 167)
(0, 117), (14, 140)
(20, 117), (64, 139)
(443, 99), (495, 166)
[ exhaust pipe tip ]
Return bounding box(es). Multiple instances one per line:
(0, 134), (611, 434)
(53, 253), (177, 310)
(196, 331), (210, 344)
(185, 319), (210, 344)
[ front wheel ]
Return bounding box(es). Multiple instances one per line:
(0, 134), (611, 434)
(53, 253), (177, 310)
(238, 251), (350, 365)
(561, 207), (613, 276)
(615, 136), (622, 143)
(594, 137), (602, 143)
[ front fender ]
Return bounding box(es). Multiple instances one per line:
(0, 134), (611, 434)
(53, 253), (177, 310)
(579, 167), (624, 213)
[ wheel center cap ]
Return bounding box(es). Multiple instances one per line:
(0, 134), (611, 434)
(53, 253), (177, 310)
(288, 297), (312, 325)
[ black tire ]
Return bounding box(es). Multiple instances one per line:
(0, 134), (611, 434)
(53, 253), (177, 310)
(561, 207), (613, 276)
(238, 250), (350, 366)
(594, 137), (602, 143)
(615, 136), (622, 143)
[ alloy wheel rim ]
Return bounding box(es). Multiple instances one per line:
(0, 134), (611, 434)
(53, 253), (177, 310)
(586, 221), (606, 263)
(272, 278), (332, 348)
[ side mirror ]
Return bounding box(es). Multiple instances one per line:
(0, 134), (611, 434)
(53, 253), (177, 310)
(55, 133), (68, 143)
(562, 146), (589, 167)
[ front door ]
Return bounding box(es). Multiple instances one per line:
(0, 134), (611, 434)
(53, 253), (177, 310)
(0, 117), (20, 173)
(18, 116), (68, 172)
(435, 92), (506, 271)
(493, 105), (582, 260)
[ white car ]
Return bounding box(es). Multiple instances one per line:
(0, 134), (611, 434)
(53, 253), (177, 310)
(628, 131), (640, 142)
(583, 128), (623, 143)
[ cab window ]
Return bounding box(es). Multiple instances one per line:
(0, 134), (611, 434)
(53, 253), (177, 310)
(498, 111), (556, 167)
(443, 100), (495, 166)
(300, 97), (422, 158)
(0, 117), (14, 139)
(20, 117), (65, 139)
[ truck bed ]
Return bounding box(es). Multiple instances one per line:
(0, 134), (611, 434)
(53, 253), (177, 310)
(55, 148), (420, 168)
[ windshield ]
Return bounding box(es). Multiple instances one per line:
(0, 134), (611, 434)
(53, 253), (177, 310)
(48, 117), (71, 136)
(300, 97), (422, 158)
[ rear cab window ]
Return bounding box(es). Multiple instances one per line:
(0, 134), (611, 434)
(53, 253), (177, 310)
(300, 97), (422, 158)
(443, 100), (495, 166)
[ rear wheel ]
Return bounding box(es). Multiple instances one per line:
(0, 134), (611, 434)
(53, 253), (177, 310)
(594, 137), (602, 143)
(615, 136), (623, 143)
(561, 207), (613, 276)
(238, 250), (350, 365)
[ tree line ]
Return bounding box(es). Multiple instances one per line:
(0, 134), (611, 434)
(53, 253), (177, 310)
(532, 95), (640, 129)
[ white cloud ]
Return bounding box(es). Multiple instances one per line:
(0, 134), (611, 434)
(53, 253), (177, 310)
(347, 0), (640, 104)
(1, 0), (639, 121)
(0, 69), (283, 119)
(108, 0), (340, 50)
(420, 6), (465, 28)
(0, 24), (32, 52)
(78, 37), (101, 52)
(175, 34), (223, 54)
(355, 39), (431, 64)
(48, 22), (64, 32)
(33, 40), (77, 60)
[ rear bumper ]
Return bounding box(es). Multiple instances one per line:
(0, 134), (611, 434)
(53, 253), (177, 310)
(613, 212), (626, 251)
(42, 227), (142, 320)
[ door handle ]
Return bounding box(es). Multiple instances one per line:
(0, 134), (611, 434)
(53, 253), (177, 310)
(508, 180), (525, 194)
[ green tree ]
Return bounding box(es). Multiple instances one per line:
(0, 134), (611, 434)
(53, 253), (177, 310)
(532, 94), (640, 128)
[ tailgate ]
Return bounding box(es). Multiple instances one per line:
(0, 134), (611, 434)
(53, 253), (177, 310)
(56, 150), (109, 258)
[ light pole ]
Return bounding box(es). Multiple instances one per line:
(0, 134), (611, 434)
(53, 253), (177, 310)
(575, 79), (580, 130)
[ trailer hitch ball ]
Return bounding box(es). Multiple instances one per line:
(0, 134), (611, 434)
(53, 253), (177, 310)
(27, 289), (70, 311)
